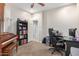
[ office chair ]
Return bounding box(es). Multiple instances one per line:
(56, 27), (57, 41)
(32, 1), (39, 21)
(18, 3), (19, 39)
(69, 28), (77, 40)
(48, 28), (54, 46)
(69, 28), (77, 37)
(48, 29), (65, 55)
(51, 37), (65, 55)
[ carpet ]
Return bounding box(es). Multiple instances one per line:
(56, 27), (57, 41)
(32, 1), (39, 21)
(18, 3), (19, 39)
(15, 41), (64, 56)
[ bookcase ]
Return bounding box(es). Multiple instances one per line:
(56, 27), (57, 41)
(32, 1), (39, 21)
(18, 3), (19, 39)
(17, 19), (28, 45)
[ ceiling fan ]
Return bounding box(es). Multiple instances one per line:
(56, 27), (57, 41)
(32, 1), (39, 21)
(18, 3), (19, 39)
(31, 3), (45, 8)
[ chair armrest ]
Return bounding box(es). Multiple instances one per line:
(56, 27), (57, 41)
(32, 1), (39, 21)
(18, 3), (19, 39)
(56, 40), (64, 45)
(57, 39), (64, 43)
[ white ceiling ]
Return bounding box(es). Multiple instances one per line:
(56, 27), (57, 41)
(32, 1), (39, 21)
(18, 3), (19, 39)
(10, 3), (73, 14)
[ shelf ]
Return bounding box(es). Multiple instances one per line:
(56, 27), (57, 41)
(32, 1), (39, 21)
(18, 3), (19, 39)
(17, 19), (28, 46)
(18, 25), (26, 27)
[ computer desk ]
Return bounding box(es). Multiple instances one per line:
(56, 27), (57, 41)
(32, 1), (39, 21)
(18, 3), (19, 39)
(63, 36), (79, 56)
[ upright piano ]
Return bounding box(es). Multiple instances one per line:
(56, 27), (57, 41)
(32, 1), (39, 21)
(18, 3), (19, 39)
(0, 32), (18, 56)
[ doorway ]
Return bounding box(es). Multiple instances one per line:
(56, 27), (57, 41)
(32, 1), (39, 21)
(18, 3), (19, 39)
(33, 20), (39, 41)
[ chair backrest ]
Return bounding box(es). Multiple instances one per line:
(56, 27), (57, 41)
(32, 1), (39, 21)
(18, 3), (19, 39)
(48, 28), (57, 46)
(69, 28), (77, 38)
(48, 28), (53, 36)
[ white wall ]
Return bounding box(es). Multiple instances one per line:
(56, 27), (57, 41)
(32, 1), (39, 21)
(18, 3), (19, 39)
(4, 4), (43, 42)
(10, 6), (31, 34)
(4, 4), (31, 42)
(43, 4), (79, 37)
(4, 4), (11, 32)
(4, 4), (79, 43)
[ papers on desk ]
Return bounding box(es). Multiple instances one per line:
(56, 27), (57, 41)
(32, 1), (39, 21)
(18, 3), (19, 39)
(63, 36), (74, 41)
(75, 37), (79, 41)
(63, 36), (79, 41)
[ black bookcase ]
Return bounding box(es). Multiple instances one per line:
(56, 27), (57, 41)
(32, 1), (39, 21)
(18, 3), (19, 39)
(17, 18), (28, 45)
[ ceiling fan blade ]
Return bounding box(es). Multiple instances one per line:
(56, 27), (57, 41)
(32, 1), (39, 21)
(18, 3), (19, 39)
(38, 3), (45, 6)
(31, 3), (34, 8)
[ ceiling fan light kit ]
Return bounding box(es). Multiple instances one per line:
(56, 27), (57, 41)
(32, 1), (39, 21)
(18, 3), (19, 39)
(31, 3), (45, 8)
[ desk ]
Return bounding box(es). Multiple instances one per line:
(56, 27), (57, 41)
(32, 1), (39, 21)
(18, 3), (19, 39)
(62, 36), (79, 56)
(50, 34), (79, 56)
(65, 41), (79, 56)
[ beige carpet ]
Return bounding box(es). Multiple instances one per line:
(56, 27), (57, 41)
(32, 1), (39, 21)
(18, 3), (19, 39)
(15, 41), (64, 56)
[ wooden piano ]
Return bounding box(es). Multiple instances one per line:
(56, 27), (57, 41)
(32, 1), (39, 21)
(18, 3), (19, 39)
(0, 32), (18, 56)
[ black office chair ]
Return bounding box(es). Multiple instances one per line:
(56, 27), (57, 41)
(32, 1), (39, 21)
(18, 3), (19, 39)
(51, 37), (65, 55)
(48, 28), (54, 46)
(48, 29), (65, 55)
(69, 28), (77, 40)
